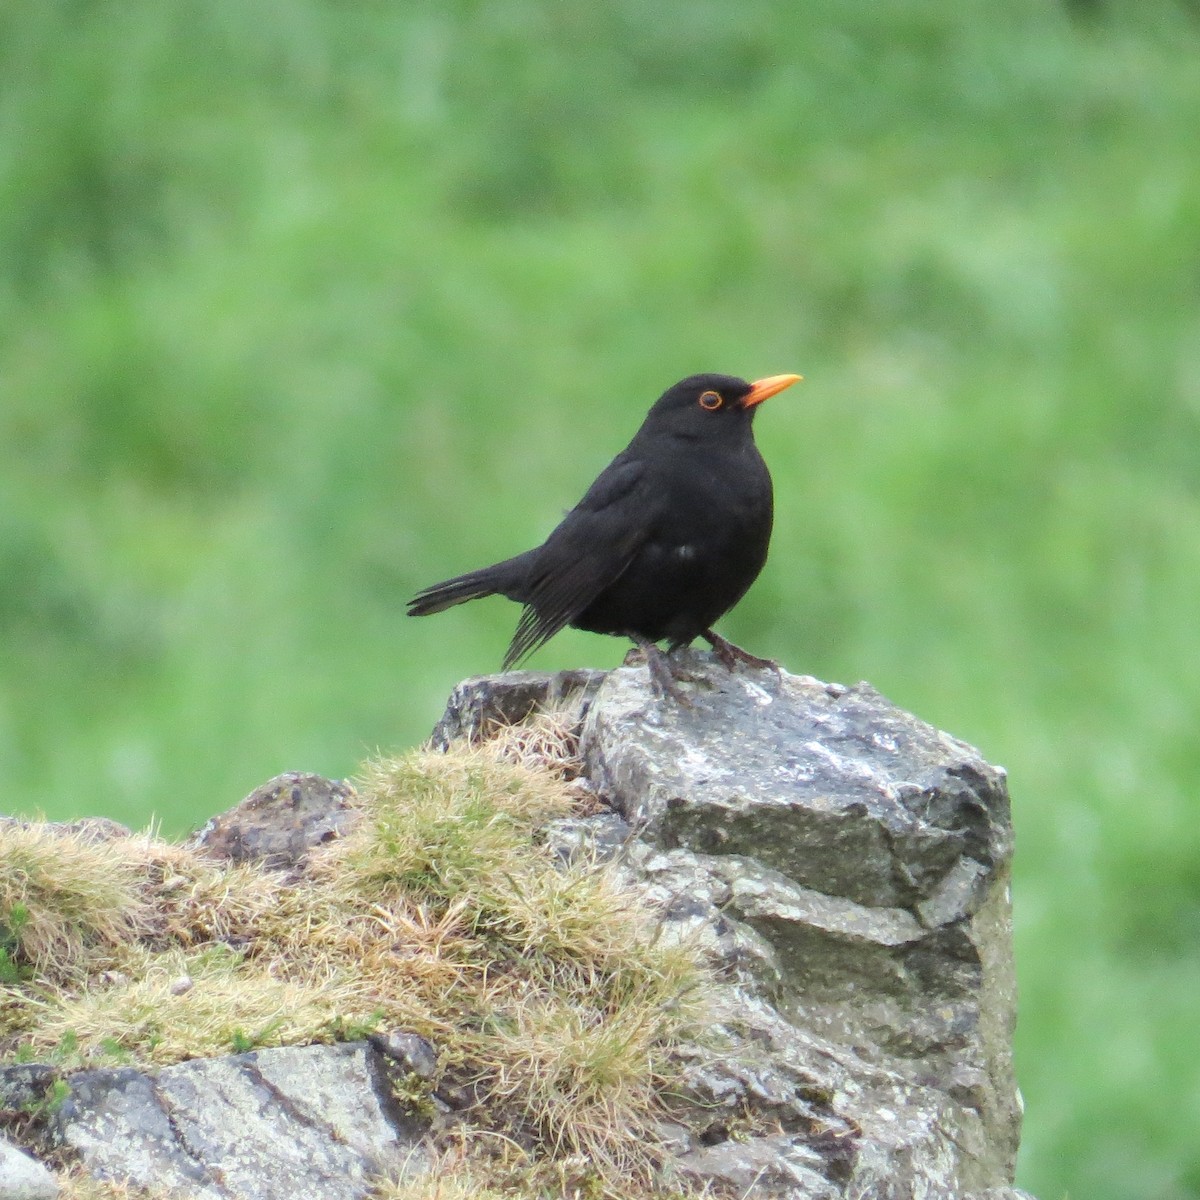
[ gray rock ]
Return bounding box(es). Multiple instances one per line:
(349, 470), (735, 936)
(678, 1131), (842, 1199)
(571, 651), (1022, 1198)
(428, 667), (606, 749)
(454, 653), (1025, 1198)
(0, 1135), (58, 1200)
(56, 1068), (223, 1199)
(0, 1065), (59, 1114)
(51, 1042), (430, 1200)
(191, 773), (359, 870)
(370, 1031), (438, 1081)
(542, 812), (633, 865)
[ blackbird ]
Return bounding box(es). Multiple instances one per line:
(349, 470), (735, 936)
(407, 371), (801, 697)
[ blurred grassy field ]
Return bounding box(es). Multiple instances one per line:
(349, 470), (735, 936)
(2, 1), (1199, 1196)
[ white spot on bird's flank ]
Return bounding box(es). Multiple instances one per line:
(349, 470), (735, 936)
(674, 544), (696, 560)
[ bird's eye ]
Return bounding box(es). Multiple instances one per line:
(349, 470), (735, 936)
(698, 390), (723, 411)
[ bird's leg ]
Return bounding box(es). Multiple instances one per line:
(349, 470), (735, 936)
(703, 629), (781, 674)
(628, 636), (694, 706)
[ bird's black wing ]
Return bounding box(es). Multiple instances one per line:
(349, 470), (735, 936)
(503, 456), (654, 668)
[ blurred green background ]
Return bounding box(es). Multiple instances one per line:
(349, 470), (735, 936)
(2, 0), (1198, 1195)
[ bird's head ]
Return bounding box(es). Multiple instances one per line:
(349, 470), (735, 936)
(639, 372), (802, 443)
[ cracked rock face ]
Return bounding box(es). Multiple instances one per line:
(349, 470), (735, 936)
(505, 652), (1026, 1198)
(44, 1043), (430, 1200)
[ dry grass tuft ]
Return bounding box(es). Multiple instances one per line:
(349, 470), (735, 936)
(0, 824), (153, 981)
(53, 1166), (161, 1200)
(369, 1149), (516, 1200)
(455, 974), (704, 1179)
(340, 745), (576, 900)
(482, 708), (585, 778)
(2, 729), (710, 1197)
(132, 837), (290, 949)
(16, 945), (364, 1066)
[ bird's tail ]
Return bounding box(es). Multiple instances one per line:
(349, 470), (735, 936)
(406, 552), (532, 617)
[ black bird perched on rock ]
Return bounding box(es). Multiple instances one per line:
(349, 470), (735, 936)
(408, 371), (801, 698)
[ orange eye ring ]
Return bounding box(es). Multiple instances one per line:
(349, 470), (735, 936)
(698, 390), (723, 410)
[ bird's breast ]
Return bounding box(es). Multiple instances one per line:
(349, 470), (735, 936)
(569, 437), (773, 643)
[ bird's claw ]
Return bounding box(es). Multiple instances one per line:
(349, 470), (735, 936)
(703, 630), (781, 675)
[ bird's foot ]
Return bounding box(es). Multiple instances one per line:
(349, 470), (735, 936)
(703, 630), (781, 675)
(663, 644), (709, 684)
(630, 637), (696, 706)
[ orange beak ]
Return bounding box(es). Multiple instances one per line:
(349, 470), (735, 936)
(742, 373), (803, 409)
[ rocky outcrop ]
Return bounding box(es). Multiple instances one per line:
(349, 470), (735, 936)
(440, 652), (1031, 1200)
(2, 654), (1034, 1199)
(66, 1043), (428, 1198)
